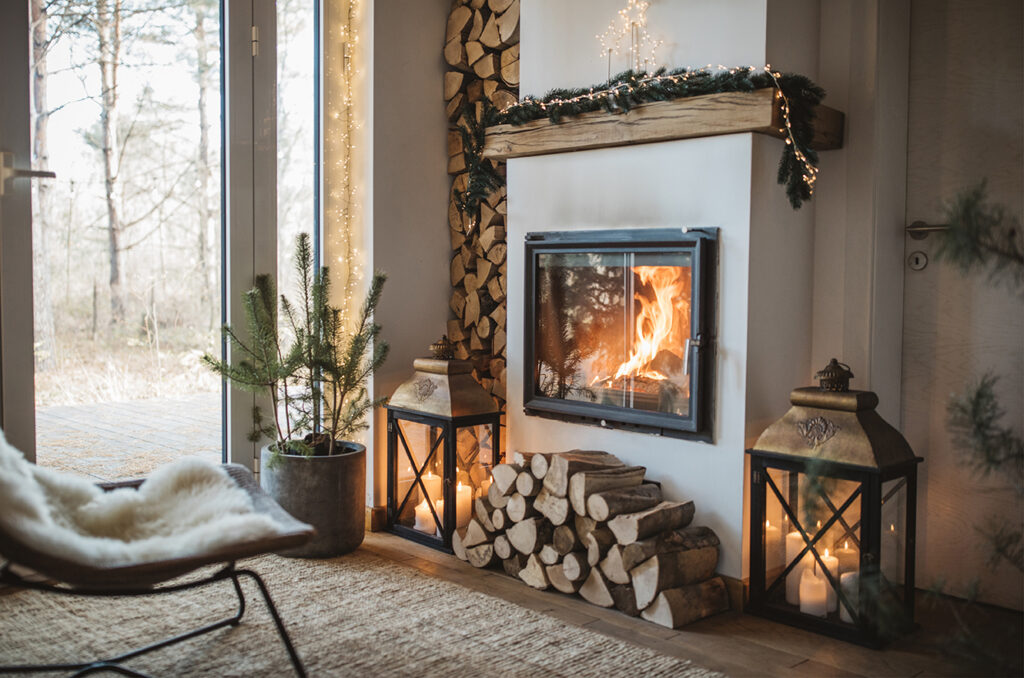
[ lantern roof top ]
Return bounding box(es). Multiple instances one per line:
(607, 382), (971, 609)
(388, 357), (499, 419)
(751, 361), (919, 470)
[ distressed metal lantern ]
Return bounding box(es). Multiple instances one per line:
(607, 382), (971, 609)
(386, 339), (501, 551)
(746, 359), (922, 646)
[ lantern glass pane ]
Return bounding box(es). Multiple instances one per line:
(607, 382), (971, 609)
(766, 467), (863, 622)
(394, 419), (445, 537)
(881, 478), (908, 587)
(456, 424), (496, 500)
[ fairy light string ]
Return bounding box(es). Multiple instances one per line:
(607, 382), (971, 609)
(485, 64), (824, 208)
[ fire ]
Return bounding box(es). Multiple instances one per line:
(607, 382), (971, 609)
(612, 266), (688, 381)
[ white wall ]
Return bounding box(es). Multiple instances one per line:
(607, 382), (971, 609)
(811, 0), (909, 424)
(508, 136), (754, 578)
(520, 0), (768, 96)
(363, 0), (452, 506)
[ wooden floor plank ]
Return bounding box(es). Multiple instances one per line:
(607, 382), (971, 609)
(363, 532), (1016, 678)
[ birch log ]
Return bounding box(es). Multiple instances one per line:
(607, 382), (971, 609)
(640, 578), (730, 629)
(631, 546), (720, 609)
(568, 466), (646, 516)
(586, 483), (663, 521)
(607, 501), (695, 544)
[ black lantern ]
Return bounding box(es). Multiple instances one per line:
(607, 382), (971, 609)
(386, 341), (501, 551)
(746, 359), (922, 647)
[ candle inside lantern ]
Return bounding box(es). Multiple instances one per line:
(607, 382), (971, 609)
(479, 476), (492, 496)
(835, 540), (859, 574)
(819, 548), (840, 612)
(413, 499), (436, 534)
(785, 530), (813, 605)
(456, 481), (473, 528)
(882, 522), (901, 582)
(839, 571), (859, 623)
(421, 471), (442, 503)
(765, 520), (784, 571)
(798, 566), (828, 618)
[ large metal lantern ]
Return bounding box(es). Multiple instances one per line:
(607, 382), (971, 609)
(746, 359), (922, 647)
(386, 340), (502, 551)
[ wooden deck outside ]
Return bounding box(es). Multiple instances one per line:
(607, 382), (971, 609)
(35, 392), (222, 481)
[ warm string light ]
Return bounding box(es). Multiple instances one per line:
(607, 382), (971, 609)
(326, 0), (363, 322)
(505, 64), (818, 199)
(763, 65), (818, 196)
(596, 0), (662, 78)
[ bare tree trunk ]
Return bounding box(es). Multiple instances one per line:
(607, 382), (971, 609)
(31, 0), (57, 368)
(98, 0), (125, 324)
(194, 3), (215, 331)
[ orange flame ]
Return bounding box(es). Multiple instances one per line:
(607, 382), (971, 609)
(613, 266), (688, 381)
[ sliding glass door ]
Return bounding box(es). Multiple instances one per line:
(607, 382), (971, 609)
(0, 0), (320, 477)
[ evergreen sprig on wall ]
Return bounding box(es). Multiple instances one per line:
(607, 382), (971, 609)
(482, 67), (826, 209)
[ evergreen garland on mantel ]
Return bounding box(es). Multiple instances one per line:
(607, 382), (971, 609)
(483, 66), (826, 209)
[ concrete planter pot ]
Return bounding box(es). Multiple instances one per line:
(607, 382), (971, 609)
(260, 442), (366, 558)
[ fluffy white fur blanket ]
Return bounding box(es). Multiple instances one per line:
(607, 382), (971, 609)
(0, 431), (293, 568)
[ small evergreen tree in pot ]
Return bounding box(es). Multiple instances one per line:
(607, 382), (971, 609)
(204, 233), (388, 556)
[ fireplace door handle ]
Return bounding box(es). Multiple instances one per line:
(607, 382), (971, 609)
(684, 337), (701, 375)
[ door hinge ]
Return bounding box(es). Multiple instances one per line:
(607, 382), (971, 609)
(251, 25), (259, 57)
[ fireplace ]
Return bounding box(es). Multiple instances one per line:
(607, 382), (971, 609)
(523, 228), (717, 439)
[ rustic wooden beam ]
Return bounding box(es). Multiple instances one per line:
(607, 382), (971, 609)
(482, 89), (844, 160)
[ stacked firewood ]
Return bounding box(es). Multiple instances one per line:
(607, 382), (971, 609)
(444, 0), (519, 405)
(452, 450), (730, 629)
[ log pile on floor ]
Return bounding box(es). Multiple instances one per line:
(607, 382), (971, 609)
(452, 450), (730, 628)
(444, 0), (519, 407)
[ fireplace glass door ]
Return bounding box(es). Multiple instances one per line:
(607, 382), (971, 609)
(524, 229), (716, 438)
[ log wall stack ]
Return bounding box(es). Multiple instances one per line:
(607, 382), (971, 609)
(444, 0), (519, 407)
(452, 449), (730, 629)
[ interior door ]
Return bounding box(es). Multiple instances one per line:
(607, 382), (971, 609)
(901, 0), (1023, 609)
(0, 1), (40, 461)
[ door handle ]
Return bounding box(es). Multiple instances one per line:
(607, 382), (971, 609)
(0, 151), (56, 197)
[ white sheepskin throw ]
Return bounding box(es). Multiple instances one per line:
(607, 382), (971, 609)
(0, 431), (294, 568)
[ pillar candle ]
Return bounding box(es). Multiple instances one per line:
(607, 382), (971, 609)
(479, 476), (492, 497)
(839, 571), (859, 623)
(819, 548), (840, 612)
(456, 482), (473, 528)
(798, 567), (827, 618)
(785, 530), (813, 605)
(413, 500), (436, 535)
(835, 540), (859, 574)
(765, 520), (784, 571)
(421, 471), (442, 504)
(882, 522), (902, 583)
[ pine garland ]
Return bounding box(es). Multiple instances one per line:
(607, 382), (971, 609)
(483, 66), (826, 209)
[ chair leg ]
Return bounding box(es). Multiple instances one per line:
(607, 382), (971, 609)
(235, 568), (307, 678)
(0, 566), (245, 676)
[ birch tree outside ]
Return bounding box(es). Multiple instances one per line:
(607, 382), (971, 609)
(30, 0), (314, 476)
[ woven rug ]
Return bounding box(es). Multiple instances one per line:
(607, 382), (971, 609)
(0, 549), (721, 677)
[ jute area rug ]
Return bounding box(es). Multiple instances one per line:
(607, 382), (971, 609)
(0, 549), (722, 677)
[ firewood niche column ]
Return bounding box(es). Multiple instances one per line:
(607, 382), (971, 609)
(443, 0), (519, 409)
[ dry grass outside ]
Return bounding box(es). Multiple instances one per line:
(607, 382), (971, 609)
(35, 329), (220, 408)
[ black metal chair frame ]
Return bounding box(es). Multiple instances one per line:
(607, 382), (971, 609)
(0, 560), (305, 677)
(0, 464), (313, 677)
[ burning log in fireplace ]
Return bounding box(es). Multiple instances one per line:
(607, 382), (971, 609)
(453, 449), (729, 628)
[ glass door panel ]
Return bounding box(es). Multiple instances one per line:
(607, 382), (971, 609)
(30, 1), (224, 480)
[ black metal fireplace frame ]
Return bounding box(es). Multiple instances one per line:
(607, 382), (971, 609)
(523, 227), (717, 440)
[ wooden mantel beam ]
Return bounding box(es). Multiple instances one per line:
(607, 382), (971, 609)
(482, 88), (844, 161)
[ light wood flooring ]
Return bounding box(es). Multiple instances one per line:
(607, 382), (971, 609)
(361, 532), (1022, 678)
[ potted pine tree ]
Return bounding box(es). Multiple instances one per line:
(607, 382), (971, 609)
(204, 233), (388, 557)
